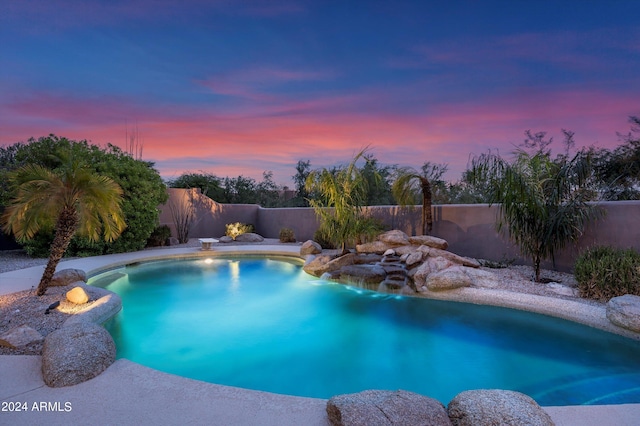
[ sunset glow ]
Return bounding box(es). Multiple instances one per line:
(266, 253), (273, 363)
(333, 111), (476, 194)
(1, 1), (639, 184)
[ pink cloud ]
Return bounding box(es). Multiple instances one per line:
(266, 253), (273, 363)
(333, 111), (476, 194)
(2, 84), (637, 186)
(197, 66), (336, 101)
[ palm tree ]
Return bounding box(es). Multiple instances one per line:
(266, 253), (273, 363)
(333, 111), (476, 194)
(305, 149), (381, 254)
(392, 167), (434, 235)
(2, 159), (126, 296)
(470, 148), (599, 282)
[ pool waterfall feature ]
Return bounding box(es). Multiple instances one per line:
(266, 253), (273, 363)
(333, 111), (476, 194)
(88, 254), (640, 406)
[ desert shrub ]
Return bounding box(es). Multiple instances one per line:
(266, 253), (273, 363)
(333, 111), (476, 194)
(279, 227), (296, 243)
(225, 222), (254, 239)
(147, 225), (172, 247)
(574, 246), (640, 301)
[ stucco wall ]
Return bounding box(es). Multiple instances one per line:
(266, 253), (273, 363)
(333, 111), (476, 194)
(159, 189), (640, 272)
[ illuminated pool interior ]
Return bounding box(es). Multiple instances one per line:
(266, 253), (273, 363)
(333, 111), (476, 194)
(89, 256), (640, 405)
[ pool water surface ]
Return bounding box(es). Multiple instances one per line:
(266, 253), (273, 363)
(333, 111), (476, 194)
(89, 256), (640, 405)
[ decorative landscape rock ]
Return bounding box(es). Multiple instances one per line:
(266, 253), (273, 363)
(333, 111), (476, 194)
(409, 235), (449, 250)
(339, 264), (387, 284)
(50, 268), (87, 286)
(300, 240), (322, 255)
(607, 294), (640, 332)
(379, 230), (410, 246)
(303, 253), (356, 276)
(447, 389), (554, 426)
(404, 251), (424, 267)
(234, 232), (264, 242)
(167, 237), (180, 246)
(327, 389), (451, 426)
(425, 266), (472, 291)
(356, 240), (395, 254)
(0, 324), (43, 349)
(66, 286), (90, 304)
(42, 322), (116, 387)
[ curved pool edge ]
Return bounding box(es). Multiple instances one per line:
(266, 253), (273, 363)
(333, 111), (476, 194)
(2, 244), (639, 342)
(2, 245), (640, 423)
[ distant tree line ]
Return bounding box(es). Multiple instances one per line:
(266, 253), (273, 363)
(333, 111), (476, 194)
(168, 116), (640, 207)
(1, 117), (638, 257)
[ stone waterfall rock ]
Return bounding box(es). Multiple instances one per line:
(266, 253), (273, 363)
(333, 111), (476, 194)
(327, 389), (452, 426)
(408, 235), (449, 250)
(378, 229), (411, 246)
(339, 264), (387, 284)
(303, 253), (357, 276)
(300, 240), (322, 255)
(447, 389), (554, 426)
(424, 266), (472, 291)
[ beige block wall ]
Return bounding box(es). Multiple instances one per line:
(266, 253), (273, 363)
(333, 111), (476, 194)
(159, 189), (640, 272)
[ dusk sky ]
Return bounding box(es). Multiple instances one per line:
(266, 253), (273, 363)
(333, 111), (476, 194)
(2, 1), (639, 186)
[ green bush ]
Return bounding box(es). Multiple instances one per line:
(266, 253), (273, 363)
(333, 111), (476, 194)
(2, 136), (167, 256)
(574, 246), (640, 301)
(279, 227), (296, 243)
(147, 225), (172, 247)
(225, 222), (254, 239)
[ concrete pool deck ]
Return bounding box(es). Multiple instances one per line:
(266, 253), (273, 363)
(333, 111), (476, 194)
(2, 244), (640, 425)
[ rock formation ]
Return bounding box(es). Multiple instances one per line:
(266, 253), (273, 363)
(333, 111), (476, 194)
(302, 230), (498, 294)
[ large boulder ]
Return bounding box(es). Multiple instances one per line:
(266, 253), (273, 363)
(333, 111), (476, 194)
(607, 294), (640, 332)
(327, 389), (451, 426)
(425, 247), (480, 268)
(0, 324), (43, 349)
(235, 232), (264, 242)
(409, 235), (449, 250)
(425, 266), (472, 291)
(412, 256), (454, 287)
(339, 264), (387, 285)
(41, 322), (116, 387)
(300, 240), (322, 255)
(303, 253), (357, 277)
(50, 269), (87, 287)
(404, 251), (425, 267)
(447, 389), (554, 426)
(378, 230), (410, 246)
(356, 241), (395, 254)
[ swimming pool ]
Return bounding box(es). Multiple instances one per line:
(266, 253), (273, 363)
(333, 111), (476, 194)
(89, 256), (640, 405)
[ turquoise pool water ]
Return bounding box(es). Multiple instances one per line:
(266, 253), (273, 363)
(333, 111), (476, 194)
(90, 256), (640, 405)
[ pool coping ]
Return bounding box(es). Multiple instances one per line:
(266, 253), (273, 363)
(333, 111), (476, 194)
(1, 244), (640, 425)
